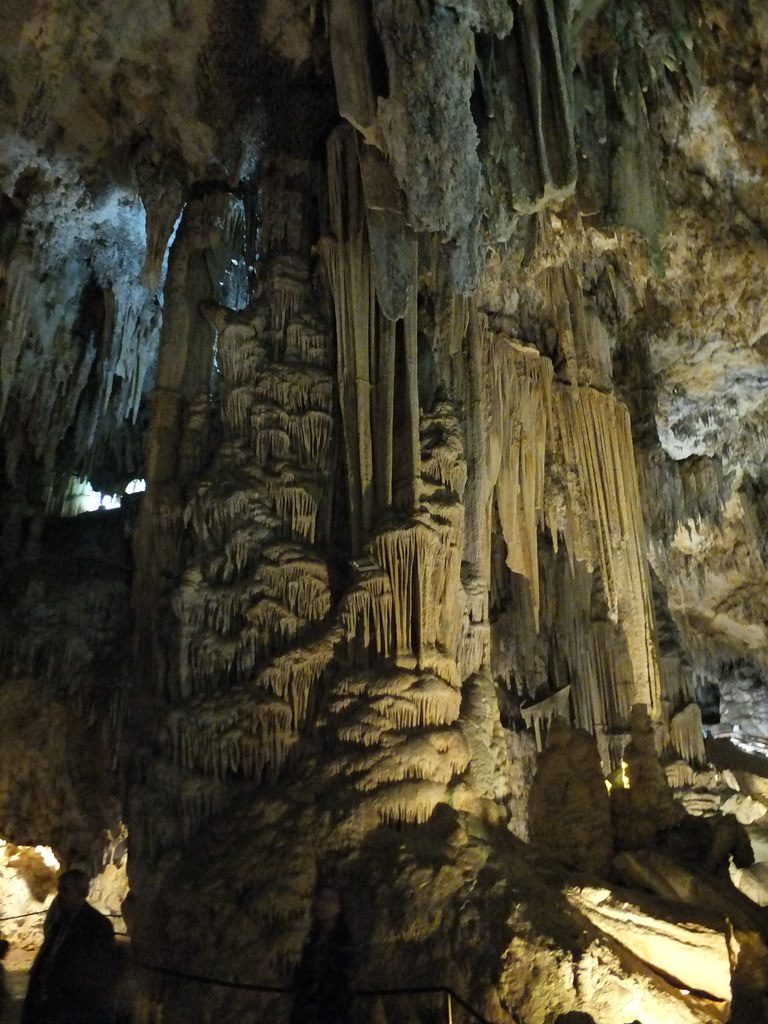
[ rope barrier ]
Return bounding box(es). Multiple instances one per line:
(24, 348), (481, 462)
(1, 918), (520, 1023)
(129, 958), (291, 995)
(0, 910), (124, 923)
(127, 957), (515, 1024)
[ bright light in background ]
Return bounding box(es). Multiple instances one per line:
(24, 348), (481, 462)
(61, 477), (119, 516)
(61, 478), (121, 516)
(60, 477), (145, 516)
(159, 205), (185, 290)
(34, 846), (60, 871)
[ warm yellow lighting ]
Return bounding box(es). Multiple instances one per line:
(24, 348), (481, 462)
(605, 761), (630, 791)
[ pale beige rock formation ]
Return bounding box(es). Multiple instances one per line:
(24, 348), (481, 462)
(565, 885), (732, 1002)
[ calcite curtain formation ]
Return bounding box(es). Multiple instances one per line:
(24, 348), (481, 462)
(120, 2), (691, 928)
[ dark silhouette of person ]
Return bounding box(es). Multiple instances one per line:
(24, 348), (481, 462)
(290, 884), (352, 1024)
(0, 936), (10, 1020)
(21, 869), (116, 1024)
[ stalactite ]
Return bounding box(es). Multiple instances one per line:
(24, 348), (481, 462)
(326, 664), (465, 826)
(551, 384), (661, 718)
(269, 255), (318, 340)
(179, 775), (226, 838)
(659, 655), (696, 709)
(669, 703), (706, 766)
(347, 729), (469, 789)
(321, 123), (422, 548)
(328, 0), (378, 145)
(401, 277), (421, 510)
(371, 518), (462, 677)
(288, 411), (335, 471)
(184, 484), (274, 551)
(0, 257), (38, 426)
(321, 125), (374, 553)
(258, 633), (338, 727)
(475, 0), (576, 234)
(1, 241), (160, 484)
(521, 686), (572, 752)
(420, 400), (468, 499)
(489, 336), (553, 629)
(560, 623), (636, 770)
(217, 322), (269, 387)
(342, 570), (394, 659)
(372, 781), (451, 826)
(138, 173), (183, 291)
(134, 192), (247, 695)
(371, 527), (416, 660)
(272, 482), (320, 544)
(544, 266), (581, 387)
(168, 689), (295, 781)
(460, 304), (491, 588)
(257, 555), (330, 622)
(251, 367), (334, 416)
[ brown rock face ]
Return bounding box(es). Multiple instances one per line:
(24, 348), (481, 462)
(612, 704), (685, 851)
(528, 718), (613, 876)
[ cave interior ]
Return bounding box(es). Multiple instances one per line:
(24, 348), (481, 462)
(3, 1), (768, 1022)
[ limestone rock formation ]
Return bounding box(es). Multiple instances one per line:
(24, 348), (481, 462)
(528, 718), (612, 875)
(3, 1), (768, 1022)
(611, 703), (685, 850)
(565, 885), (733, 1003)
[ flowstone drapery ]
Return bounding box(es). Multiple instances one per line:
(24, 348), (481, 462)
(125, 109), (744, 1023)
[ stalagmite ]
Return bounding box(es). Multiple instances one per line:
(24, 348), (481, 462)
(528, 717), (613, 874)
(612, 705), (685, 849)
